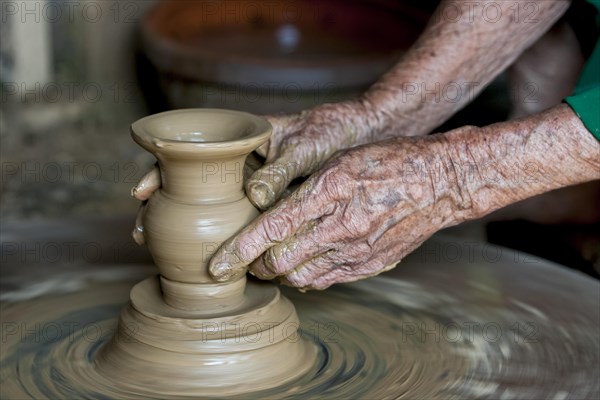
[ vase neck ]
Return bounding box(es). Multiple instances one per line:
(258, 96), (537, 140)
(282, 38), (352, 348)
(157, 154), (247, 204)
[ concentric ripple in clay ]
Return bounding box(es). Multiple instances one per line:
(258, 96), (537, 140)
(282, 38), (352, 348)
(2, 265), (598, 399)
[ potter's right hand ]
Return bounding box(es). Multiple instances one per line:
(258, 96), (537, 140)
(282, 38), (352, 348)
(247, 100), (381, 210)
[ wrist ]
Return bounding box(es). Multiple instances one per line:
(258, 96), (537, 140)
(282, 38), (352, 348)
(438, 126), (500, 221)
(429, 129), (485, 224)
(360, 81), (427, 139)
(317, 99), (383, 147)
(439, 105), (600, 220)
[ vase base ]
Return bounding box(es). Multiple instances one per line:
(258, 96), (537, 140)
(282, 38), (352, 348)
(94, 275), (318, 397)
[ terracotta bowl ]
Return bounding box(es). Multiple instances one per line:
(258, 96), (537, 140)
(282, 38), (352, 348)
(140, 0), (429, 113)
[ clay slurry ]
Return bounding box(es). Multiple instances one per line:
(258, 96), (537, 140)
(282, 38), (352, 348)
(1, 272), (477, 398)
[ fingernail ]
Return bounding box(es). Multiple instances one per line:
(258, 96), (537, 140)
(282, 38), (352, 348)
(247, 181), (275, 210)
(211, 262), (232, 280)
(130, 186), (138, 198)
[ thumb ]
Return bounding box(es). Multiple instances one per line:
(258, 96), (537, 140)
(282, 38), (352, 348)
(131, 166), (160, 201)
(245, 151), (304, 210)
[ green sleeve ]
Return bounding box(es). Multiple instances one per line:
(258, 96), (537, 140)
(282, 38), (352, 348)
(564, 0), (600, 141)
(565, 88), (600, 141)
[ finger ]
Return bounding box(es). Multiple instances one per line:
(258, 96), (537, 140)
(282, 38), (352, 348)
(249, 220), (336, 280)
(131, 166), (160, 201)
(132, 202), (146, 245)
(208, 206), (305, 281)
(208, 185), (323, 281)
(280, 237), (397, 290)
(278, 252), (341, 289)
(245, 152), (304, 210)
(259, 113), (305, 159)
(302, 218), (417, 290)
(248, 110), (318, 209)
(309, 256), (398, 290)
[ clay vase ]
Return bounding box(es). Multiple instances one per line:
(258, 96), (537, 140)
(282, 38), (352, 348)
(131, 108), (269, 310)
(94, 109), (317, 397)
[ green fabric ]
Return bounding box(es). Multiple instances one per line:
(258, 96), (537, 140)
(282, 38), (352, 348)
(564, 0), (600, 140)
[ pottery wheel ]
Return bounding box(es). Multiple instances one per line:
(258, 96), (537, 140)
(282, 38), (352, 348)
(1, 218), (599, 399)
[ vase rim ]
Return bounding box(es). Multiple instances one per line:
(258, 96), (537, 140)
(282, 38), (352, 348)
(131, 108), (271, 156)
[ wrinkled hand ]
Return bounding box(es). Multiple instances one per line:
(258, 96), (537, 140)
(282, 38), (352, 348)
(131, 152), (263, 244)
(131, 166), (160, 245)
(246, 100), (379, 210)
(208, 137), (471, 290)
(131, 101), (379, 241)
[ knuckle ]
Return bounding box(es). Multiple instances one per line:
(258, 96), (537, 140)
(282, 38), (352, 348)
(261, 213), (293, 243)
(346, 242), (374, 262)
(281, 271), (308, 288)
(276, 243), (304, 271)
(313, 167), (349, 201)
(250, 163), (286, 186)
(340, 213), (369, 238)
(234, 236), (261, 264)
(285, 257), (323, 287)
(248, 258), (275, 280)
(263, 247), (285, 274)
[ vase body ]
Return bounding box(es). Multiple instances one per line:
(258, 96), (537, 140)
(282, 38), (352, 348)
(143, 192), (256, 283)
(96, 109), (317, 396)
(131, 108), (271, 309)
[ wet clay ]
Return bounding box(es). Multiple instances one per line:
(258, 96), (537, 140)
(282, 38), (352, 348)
(2, 273), (467, 399)
(130, 109), (271, 288)
(95, 109), (317, 395)
(2, 262), (599, 399)
(95, 277), (316, 396)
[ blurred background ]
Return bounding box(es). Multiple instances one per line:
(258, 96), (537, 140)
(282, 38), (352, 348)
(1, 0), (598, 276)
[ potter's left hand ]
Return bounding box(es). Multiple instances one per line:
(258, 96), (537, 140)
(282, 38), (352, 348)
(207, 134), (474, 289)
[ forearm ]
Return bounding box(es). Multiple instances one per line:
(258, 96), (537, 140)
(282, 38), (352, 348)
(362, 0), (571, 138)
(443, 104), (600, 220)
